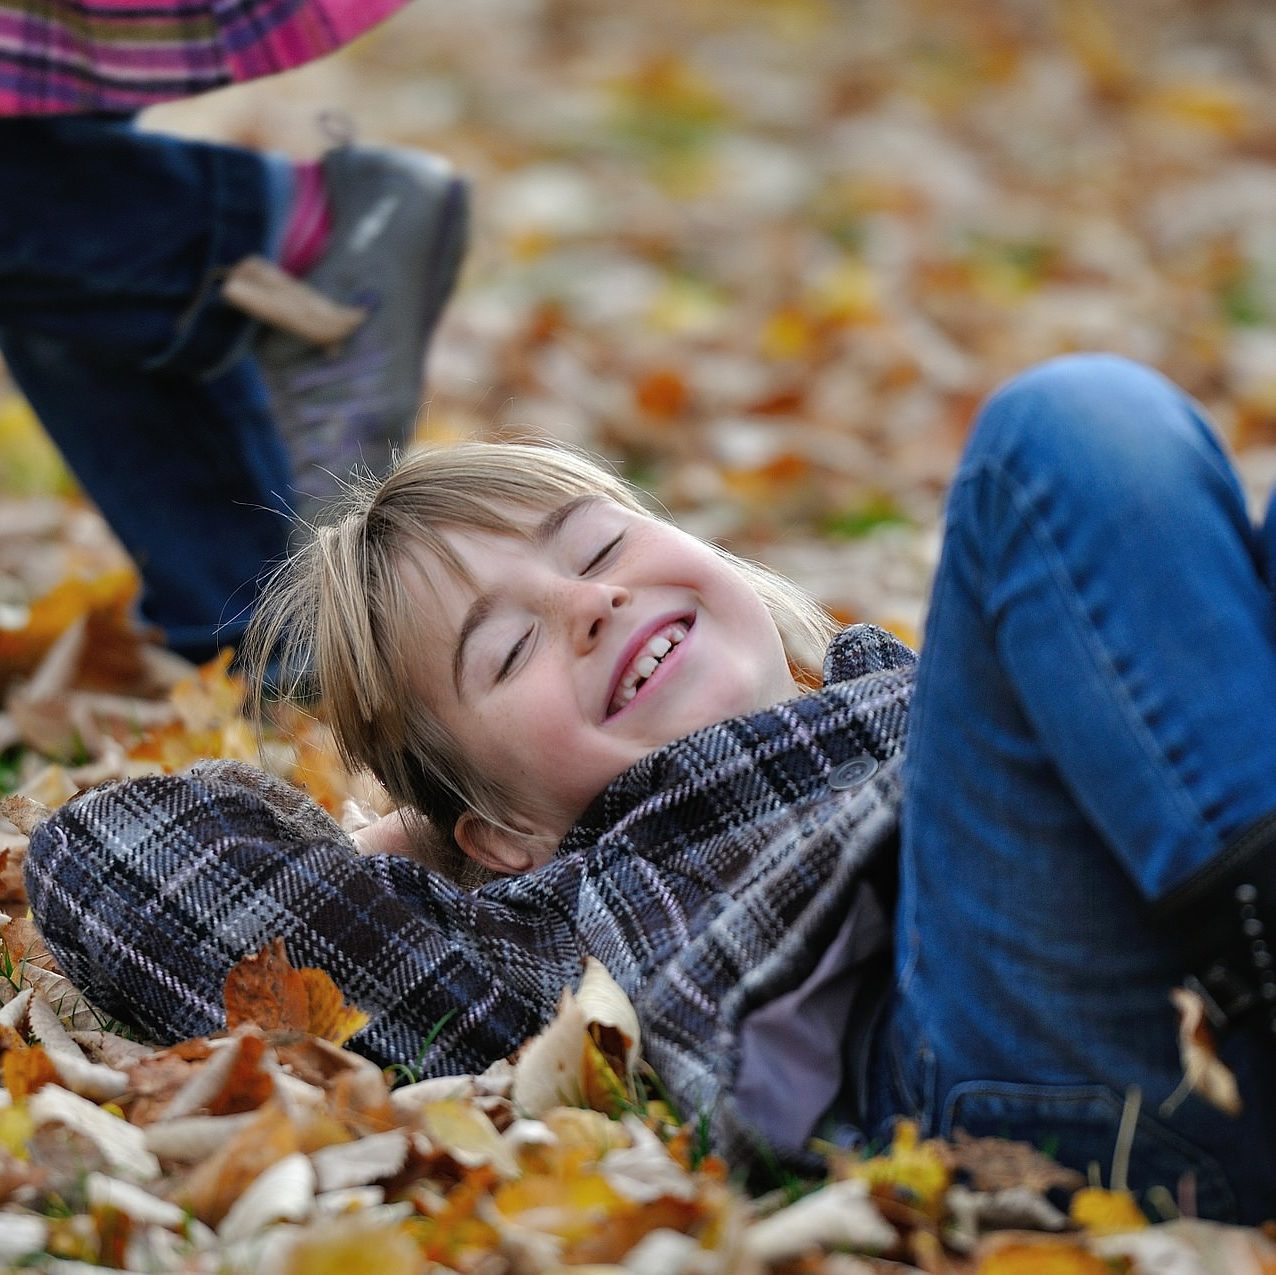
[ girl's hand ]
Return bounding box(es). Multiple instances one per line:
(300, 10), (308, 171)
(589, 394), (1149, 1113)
(349, 809), (417, 857)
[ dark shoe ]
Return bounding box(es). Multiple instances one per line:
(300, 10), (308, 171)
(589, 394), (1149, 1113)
(256, 144), (468, 523)
(1155, 811), (1276, 1035)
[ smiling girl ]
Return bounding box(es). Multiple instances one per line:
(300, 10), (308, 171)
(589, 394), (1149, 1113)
(25, 354), (1276, 1222)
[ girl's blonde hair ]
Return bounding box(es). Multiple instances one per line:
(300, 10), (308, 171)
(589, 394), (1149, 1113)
(244, 441), (838, 882)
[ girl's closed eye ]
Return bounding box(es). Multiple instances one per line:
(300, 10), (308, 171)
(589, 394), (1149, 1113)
(497, 628), (532, 682)
(583, 534), (623, 574)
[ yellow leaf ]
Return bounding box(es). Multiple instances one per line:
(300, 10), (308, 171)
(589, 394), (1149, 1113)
(0, 1105), (34, 1159)
(2, 1042), (59, 1102)
(580, 1034), (629, 1118)
(843, 1119), (951, 1217)
(1140, 82), (1251, 139)
(1069, 1186), (1148, 1235)
(170, 650), (247, 732)
(421, 1099), (519, 1178)
(494, 1164), (625, 1243)
(282, 1219), (427, 1275)
(0, 395), (74, 497)
(761, 306), (816, 360)
(0, 568), (139, 681)
(300, 967), (370, 1046)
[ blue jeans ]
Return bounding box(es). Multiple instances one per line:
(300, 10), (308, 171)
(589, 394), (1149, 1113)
(868, 355), (1276, 1223)
(0, 116), (295, 660)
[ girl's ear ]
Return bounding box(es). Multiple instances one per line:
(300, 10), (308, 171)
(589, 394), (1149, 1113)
(453, 811), (539, 875)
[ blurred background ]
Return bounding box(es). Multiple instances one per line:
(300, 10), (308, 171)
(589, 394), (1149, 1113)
(5, 0), (1276, 654)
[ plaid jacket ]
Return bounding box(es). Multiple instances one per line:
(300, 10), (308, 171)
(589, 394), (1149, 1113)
(0, 0), (409, 115)
(26, 624), (915, 1163)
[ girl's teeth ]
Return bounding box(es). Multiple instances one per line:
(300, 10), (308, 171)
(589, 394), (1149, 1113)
(610, 620), (692, 714)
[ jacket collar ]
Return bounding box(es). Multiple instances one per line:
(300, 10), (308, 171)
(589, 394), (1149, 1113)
(557, 624), (916, 859)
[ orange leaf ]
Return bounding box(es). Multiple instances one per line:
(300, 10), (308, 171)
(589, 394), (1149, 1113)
(300, 968), (370, 1046)
(634, 368), (689, 419)
(977, 1241), (1114, 1275)
(224, 939), (369, 1044)
(176, 1101), (300, 1227)
(3, 1042), (59, 1102)
(206, 1031), (275, 1117)
(0, 568), (138, 683)
(223, 939), (309, 1034)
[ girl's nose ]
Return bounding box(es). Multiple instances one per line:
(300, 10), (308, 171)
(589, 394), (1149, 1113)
(568, 580), (629, 650)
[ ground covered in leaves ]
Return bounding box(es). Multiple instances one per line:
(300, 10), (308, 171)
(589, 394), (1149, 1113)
(4, 0), (1276, 1268)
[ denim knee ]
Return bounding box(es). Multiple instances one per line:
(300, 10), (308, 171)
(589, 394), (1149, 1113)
(953, 353), (1250, 551)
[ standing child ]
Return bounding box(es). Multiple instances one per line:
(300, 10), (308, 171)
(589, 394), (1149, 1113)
(24, 353), (1276, 1223)
(0, 0), (467, 662)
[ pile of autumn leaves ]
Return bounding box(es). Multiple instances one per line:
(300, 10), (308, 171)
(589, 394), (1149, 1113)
(0, 924), (1268, 1275)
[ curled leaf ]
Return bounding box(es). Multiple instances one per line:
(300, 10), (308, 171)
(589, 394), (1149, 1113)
(1170, 985), (1241, 1116)
(743, 1180), (897, 1264)
(0, 795), (48, 838)
(512, 957), (641, 1118)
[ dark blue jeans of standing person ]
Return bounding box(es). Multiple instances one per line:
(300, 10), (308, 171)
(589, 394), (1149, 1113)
(0, 114), (295, 661)
(865, 354), (1276, 1223)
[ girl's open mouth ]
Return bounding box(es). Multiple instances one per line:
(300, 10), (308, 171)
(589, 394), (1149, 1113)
(605, 615), (694, 717)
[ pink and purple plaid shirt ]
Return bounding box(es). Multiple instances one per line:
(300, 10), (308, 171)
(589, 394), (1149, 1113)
(0, 0), (410, 115)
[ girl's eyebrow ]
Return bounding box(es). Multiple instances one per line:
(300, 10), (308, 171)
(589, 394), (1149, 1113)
(451, 496), (602, 694)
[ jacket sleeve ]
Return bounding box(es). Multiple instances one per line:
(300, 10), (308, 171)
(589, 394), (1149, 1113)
(23, 759), (576, 1073)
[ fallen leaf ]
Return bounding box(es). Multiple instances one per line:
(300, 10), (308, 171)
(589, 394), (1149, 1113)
(1069, 1186), (1148, 1235)
(280, 1217), (429, 1275)
(949, 1130), (1086, 1195)
(2, 1040), (59, 1101)
(223, 940), (310, 1033)
(975, 1237), (1116, 1275)
(0, 795), (48, 838)
(299, 967), (370, 1046)
(176, 1101), (301, 1226)
(223, 939), (368, 1047)
(1170, 984), (1241, 1116)
(206, 1030), (275, 1117)
(843, 1119), (952, 1219)
(744, 1180), (897, 1264)
(421, 1099), (520, 1178)
(218, 1150), (315, 1241)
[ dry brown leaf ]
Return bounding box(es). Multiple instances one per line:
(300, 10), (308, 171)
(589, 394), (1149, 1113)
(0, 842), (26, 906)
(223, 939), (309, 1034)
(124, 1038), (214, 1125)
(223, 939), (367, 1048)
(2, 916), (58, 971)
(206, 1031), (275, 1117)
(0, 568), (137, 685)
(949, 1130), (1086, 1196)
(175, 1100), (301, 1227)
(0, 794), (48, 838)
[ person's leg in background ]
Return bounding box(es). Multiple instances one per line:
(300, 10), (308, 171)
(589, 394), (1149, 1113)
(868, 354), (1276, 1223)
(0, 113), (292, 660)
(0, 113), (466, 660)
